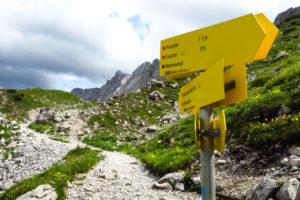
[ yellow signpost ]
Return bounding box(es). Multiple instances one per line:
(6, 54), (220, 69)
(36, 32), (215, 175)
(159, 12), (278, 200)
(213, 62), (247, 108)
(178, 59), (225, 114)
(160, 14), (265, 78)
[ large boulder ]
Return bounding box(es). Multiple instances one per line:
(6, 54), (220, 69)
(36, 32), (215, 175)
(274, 6), (300, 25)
(36, 108), (55, 124)
(16, 184), (57, 200)
(246, 177), (278, 200)
(158, 172), (184, 186)
(276, 178), (300, 200)
(149, 91), (165, 101)
(290, 155), (300, 168)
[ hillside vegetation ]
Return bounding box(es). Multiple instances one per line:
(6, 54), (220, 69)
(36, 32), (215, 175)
(83, 16), (300, 175)
(0, 88), (97, 121)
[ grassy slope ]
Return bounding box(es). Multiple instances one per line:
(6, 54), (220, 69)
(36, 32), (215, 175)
(84, 16), (300, 175)
(0, 147), (101, 200)
(0, 88), (97, 121)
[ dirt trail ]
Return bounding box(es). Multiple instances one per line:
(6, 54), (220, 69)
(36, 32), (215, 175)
(66, 151), (200, 200)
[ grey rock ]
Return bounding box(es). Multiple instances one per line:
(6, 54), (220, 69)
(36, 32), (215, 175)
(158, 172), (184, 186)
(15, 131), (22, 137)
(281, 157), (290, 166)
(247, 74), (256, 82)
(297, 43), (300, 49)
(150, 79), (164, 87)
(217, 160), (226, 165)
(64, 113), (71, 119)
(72, 70), (131, 101)
(216, 185), (223, 192)
(115, 59), (161, 96)
(276, 178), (300, 200)
(290, 155), (300, 168)
(246, 177), (277, 200)
(149, 91), (164, 101)
(0, 138), (5, 146)
(72, 59), (161, 101)
(36, 108), (55, 124)
(13, 150), (23, 158)
(291, 167), (298, 172)
(175, 183), (185, 191)
(11, 121), (17, 126)
(17, 184), (57, 200)
(289, 146), (300, 157)
(54, 116), (62, 123)
(57, 126), (70, 133)
(146, 125), (158, 133)
(275, 51), (289, 59)
(5, 141), (17, 150)
(152, 182), (173, 190)
(277, 104), (291, 116)
(192, 176), (201, 185)
(168, 82), (178, 88)
(274, 6), (300, 25)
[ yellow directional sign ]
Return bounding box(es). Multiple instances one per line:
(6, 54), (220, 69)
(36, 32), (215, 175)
(178, 59), (225, 114)
(253, 13), (279, 60)
(213, 62), (247, 108)
(160, 13), (268, 78)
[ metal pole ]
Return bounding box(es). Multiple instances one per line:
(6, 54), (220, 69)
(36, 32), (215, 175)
(199, 105), (215, 200)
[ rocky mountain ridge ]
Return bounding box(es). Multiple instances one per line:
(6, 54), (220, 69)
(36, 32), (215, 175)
(71, 59), (160, 101)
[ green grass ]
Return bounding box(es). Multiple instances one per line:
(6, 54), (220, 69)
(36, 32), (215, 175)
(50, 137), (70, 143)
(28, 122), (54, 133)
(0, 146), (102, 200)
(119, 115), (197, 175)
(0, 88), (96, 121)
(83, 132), (118, 151)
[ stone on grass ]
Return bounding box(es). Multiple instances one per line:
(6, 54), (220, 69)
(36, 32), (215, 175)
(276, 178), (300, 200)
(146, 125), (158, 133)
(158, 172), (184, 186)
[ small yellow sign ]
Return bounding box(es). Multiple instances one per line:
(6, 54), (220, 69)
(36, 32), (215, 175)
(160, 13), (266, 78)
(213, 63), (247, 108)
(178, 59), (225, 114)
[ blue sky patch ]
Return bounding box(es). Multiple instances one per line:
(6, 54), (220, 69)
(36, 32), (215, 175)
(127, 14), (150, 41)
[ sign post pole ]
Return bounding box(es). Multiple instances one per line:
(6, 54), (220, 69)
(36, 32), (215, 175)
(199, 105), (215, 200)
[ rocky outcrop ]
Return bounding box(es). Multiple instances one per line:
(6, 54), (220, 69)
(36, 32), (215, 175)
(274, 6), (300, 25)
(71, 59), (161, 101)
(71, 70), (131, 101)
(114, 59), (161, 96)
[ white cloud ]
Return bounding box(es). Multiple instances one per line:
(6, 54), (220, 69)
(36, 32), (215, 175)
(0, 0), (298, 90)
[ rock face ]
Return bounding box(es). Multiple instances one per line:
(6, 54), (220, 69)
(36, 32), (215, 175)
(115, 59), (160, 95)
(274, 6), (300, 25)
(276, 178), (300, 200)
(71, 70), (131, 101)
(71, 59), (160, 101)
(246, 177), (278, 200)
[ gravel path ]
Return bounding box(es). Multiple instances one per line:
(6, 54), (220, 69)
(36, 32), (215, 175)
(66, 151), (200, 200)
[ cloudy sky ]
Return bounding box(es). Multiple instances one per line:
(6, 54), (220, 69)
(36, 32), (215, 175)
(0, 0), (298, 91)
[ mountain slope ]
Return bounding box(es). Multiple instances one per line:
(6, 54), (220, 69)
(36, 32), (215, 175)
(71, 59), (160, 101)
